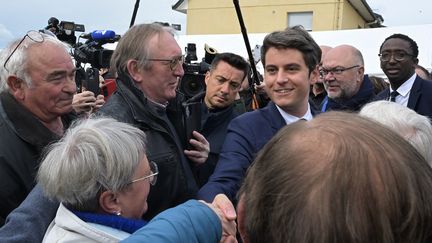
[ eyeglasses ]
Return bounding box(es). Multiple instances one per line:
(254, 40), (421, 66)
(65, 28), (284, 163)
(145, 55), (185, 71)
(378, 51), (415, 62)
(3, 30), (44, 72)
(129, 161), (159, 186)
(320, 65), (360, 77)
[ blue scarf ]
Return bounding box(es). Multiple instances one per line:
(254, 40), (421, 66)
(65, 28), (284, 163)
(72, 210), (148, 234)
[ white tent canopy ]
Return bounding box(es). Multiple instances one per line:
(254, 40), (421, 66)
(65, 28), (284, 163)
(177, 24), (432, 76)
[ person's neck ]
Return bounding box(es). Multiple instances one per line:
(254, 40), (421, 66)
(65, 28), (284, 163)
(40, 116), (64, 136)
(279, 102), (308, 118)
(389, 72), (415, 90)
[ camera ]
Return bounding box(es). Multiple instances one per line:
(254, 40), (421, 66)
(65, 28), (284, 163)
(73, 30), (120, 96)
(73, 30), (120, 69)
(178, 43), (217, 99)
(44, 17), (85, 46)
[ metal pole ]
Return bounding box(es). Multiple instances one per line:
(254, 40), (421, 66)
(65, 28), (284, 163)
(233, 0), (261, 86)
(130, 0), (141, 28)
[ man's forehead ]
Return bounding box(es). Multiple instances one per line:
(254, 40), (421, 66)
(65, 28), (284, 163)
(149, 31), (181, 57)
(265, 47), (306, 64)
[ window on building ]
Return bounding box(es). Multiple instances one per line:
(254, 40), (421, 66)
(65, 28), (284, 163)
(287, 12), (313, 31)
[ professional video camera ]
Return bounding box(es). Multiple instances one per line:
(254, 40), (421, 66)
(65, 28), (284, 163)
(178, 43), (217, 98)
(72, 30), (120, 95)
(44, 17), (85, 46)
(73, 30), (120, 69)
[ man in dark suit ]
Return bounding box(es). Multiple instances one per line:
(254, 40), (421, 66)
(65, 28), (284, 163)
(197, 26), (321, 202)
(375, 33), (432, 118)
(183, 52), (249, 187)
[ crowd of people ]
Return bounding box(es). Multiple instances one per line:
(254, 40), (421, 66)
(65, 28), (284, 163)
(0, 21), (431, 242)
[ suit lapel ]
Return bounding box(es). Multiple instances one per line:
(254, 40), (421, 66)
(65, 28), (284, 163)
(408, 77), (422, 109)
(261, 102), (286, 131)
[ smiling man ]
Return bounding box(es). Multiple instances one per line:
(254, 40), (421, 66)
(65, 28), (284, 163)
(375, 33), (432, 118)
(197, 26), (321, 202)
(320, 44), (374, 111)
(0, 31), (77, 223)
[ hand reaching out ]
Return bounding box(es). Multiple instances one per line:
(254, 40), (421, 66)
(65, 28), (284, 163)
(200, 194), (237, 243)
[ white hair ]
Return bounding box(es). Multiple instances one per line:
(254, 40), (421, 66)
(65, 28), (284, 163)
(360, 101), (432, 166)
(37, 117), (147, 211)
(0, 31), (70, 92)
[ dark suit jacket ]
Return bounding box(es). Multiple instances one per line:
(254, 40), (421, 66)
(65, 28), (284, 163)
(376, 76), (432, 119)
(197, 102), (317, 202)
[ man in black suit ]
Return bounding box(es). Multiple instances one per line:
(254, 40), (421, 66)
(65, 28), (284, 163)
(375, 33), (432, 118)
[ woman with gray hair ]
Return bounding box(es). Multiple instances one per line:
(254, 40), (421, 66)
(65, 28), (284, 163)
(359, 100), (432, 166)
(37, 117), (237, 242)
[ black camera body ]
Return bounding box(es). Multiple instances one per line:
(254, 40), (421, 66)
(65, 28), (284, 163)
(45, 17), (85, 46)
(73, 31), (120, 69)
(178, 43), (217, 99)
(72, 30), (120, 95)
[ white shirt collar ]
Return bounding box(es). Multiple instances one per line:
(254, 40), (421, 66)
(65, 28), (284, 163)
(275, 103), (313, 125)
(390, 73), (416, 97)
(389, 73), (416, 106)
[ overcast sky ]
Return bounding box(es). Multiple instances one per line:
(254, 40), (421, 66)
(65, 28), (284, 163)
(0, 0), (431, 48)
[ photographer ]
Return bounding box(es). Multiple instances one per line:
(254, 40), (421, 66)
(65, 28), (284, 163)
(72, 91), (105, 115)
(73, 69), (106, 115)
(183, 52), (249, 187)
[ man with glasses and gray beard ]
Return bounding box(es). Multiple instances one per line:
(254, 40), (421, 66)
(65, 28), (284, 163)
(320, 44), (374, 112)
(0, 30), (77, 223)
(375, 33), (432, 118)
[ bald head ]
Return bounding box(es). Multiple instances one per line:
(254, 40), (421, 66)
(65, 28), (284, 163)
(323, 45), (364, 67)
(321, 45), (365, 99)
(319, 45), (332, 64)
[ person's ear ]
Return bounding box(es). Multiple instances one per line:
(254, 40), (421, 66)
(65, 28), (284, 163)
(237, 193), (249, 243)
(126, 59), (144, 83)
(357, 66), (365, 81)
(99, 190), (121, 215)
(309, 65), (319, 84)
(310, 65), (320, 85)
(7, 76), (26, 100)
(204, 71), (211, 86)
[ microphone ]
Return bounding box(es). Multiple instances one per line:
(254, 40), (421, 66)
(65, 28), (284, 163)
(81, 30), (116, 41)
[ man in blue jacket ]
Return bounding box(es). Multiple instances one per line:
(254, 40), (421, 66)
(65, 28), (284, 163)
(375, 33), (432, 118)
(197, 26), (321, 202)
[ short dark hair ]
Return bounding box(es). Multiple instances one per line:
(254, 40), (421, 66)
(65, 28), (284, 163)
(260, 25), (321, 73)
(379, 33), (419, 58)
(210, 52), (249, 81)
(240, 111), (432, 243)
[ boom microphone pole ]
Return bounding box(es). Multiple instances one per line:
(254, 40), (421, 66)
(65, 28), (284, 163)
(233, 0), (261, 109)
(233, 0), (261, 87)
(130, 0), (140, 28)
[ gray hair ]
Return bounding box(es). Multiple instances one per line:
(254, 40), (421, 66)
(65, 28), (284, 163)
(110, 23), (176, 75)
(360, 100), (432, 165)
(37, 117), (147, 211)
(0, 31), (70, 92)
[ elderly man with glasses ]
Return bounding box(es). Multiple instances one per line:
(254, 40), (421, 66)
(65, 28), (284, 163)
(375, 33), (432, 118)
(319, 44), (375, 112)
(0, 23), (215, 242)
(0, 30), (77, 223)
(97, 23), (210, 221)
